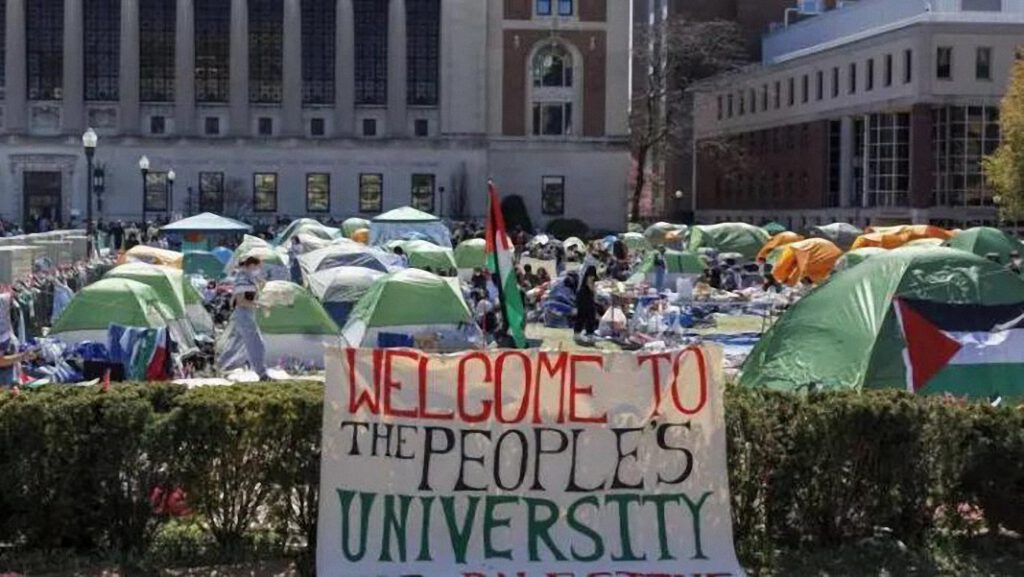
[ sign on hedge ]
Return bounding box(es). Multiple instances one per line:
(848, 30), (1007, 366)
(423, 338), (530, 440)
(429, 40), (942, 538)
(317, 347), (745, 577)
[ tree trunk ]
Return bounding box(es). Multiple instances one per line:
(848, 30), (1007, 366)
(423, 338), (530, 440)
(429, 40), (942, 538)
(631, 146), (648, 223)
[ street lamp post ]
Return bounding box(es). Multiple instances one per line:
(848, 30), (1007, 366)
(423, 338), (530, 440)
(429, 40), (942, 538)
(167, 169), (176, 221)
(139, 155), (150, 224)
(82, 128), (98, 257)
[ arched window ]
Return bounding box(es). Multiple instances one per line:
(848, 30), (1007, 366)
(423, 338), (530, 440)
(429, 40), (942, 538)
(530, 43), (578, 137)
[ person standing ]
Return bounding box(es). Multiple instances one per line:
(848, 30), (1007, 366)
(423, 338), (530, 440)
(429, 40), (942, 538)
(287, 236), (305, 284)
(218, 257), (269, 380)
(574, 266), (599, 341)
(0, 294), (28, 389)
(653, 247), (668, 292)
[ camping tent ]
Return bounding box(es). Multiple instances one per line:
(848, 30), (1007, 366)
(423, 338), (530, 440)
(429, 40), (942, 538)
(808, 223), (863, 250)
(833, 247), (887, 272)
(943, 227), (1022, 264)
(620, 232), (650, 252)
(390, 240), (457, 274)
(273, 219), (340, 246)
(298, 243), (401, 278)
(307, 267), (386, 327)
(688, 223), (769, 260)
(741, 247), (1024, 399)
(227, 235), (290, 280)
(761, 221), (788, 236)
(454, 238), (486, 270)
(50, 278), (177, 345)
(218, 281), (340, 371)
(757, 231), (805, 262)
(161, 213), (251, 234)
(342, 269), (482, 350)
(105, 263), (212, 341)
(563, 237), (586, 254)
(851, 225), (953, 250)
(370, 206), (452, 247)
(627, 250), (705, 286)
(183, 250), (227, 279)
(643, 222), (685, 246)
(342, 217), (371, 238)
(211, 246), (233, 265)
(771, 238), (842, 285)
(118, 245), (184, 269)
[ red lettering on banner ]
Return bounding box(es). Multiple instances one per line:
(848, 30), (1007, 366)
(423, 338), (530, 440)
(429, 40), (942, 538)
(496, 351), (532, 424)
(417, 353), (454, 420)
(569, 354), (608, 424)
(347, 348), (380, 414)
(457, 352), (493, 423)
(670, 347), (708, 416)
(382, 349), (419, 418)
(638, 352), (672, 419)
(535, 351), (568, 424)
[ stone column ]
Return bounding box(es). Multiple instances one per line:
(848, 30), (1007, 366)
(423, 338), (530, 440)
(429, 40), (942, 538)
(62, 0), (85, 133)
(229, 0), (250, 136)
(5, 0), (27, 133)
(335, 0), (355, 136)
(387, 0), (407, 137)
(839, 116), (854, 208)
(282, 0), (303, 136)
(176, 0), (197, 135)
(119, 0), (140, 134)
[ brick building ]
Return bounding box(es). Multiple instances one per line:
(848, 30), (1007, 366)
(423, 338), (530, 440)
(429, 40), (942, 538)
(691, 0), (1020, 231)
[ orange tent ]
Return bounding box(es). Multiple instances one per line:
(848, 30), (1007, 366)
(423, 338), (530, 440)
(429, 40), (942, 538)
(117, 245), (184, 269)
(772, 238), (843, 285)
(852, 225), (953, 250)
(757, 231), (805, 262)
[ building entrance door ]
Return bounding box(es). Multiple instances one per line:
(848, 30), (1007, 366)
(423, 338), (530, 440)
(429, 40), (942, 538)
(23, 171), (63, 230)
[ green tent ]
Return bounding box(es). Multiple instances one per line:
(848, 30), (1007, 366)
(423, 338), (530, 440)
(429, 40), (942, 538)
(390, 239), (457, 273)
(51, 278), (175, 336)
(454, 238), (486, 270)
(761, 221), (788, 236)
(105, 263), (188, 319)
(741, 247), (1024, 399)
(833, 247), (887, 272)
(643, 222), (685, 246)
(809, 222), (863, 250)
(944, 227), (1021, 264)
(688, 223), (769, 260)
(183, 250), (226, 279)
(628, 250), (704, 285)
(342, 217), (371, 237)
(342, 269), (477, 348)
(256, 281), (339, 336)
(620, 232), (651, 252)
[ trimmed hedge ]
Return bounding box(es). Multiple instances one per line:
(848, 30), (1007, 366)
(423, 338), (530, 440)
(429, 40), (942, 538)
(0, 384), (1021, 574)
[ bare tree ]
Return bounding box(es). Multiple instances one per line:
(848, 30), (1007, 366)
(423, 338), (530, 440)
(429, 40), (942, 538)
(630, 18), (749, 222)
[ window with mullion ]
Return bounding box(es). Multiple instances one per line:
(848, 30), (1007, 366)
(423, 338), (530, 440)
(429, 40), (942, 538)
(139, 0), (175, 102)
(27, 0), (63, 101)
(359, 173), (383, 213)
(0, 1), (6, 87)
(196, 0), (230, 103)
(354, 0), (387, 105)
(199, 172), (225, 213)
(302, 0), (335, 105)
(406, 0), (439, 106)
(410, 174), (435, 213)
(253, 173), (278, 212)
(144, 172), (169, 212)
(84, 0), (121, 101)
(249, 0), (283, 104)
(306, 173), (330, 213)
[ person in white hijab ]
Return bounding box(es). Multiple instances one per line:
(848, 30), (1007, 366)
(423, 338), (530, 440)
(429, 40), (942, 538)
(0, 294), (28, 387)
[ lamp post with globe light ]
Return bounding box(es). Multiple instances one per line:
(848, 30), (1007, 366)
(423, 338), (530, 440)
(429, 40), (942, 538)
(82, 128), (98, 257)
(167, 169), (176, 221)
(139, 155), (150, 224)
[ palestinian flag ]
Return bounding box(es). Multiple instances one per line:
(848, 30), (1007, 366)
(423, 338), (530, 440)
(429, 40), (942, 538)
(894, 298), (1024, 399)
(485, 180), (526, 348)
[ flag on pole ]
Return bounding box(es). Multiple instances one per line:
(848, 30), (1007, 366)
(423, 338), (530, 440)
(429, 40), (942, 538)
(485, 180), (526, 348)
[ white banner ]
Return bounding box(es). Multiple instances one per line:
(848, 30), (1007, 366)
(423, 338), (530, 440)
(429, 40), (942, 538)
(317, 347), (745, 577)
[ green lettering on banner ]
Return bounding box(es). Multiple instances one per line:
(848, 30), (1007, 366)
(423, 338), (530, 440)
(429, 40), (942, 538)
(441, 495), (480, 564)
(337, 489), (375, 562)
(605, 494), (647, 562)
(566, 496), (605, 562)
(483, 495), (519, 560)
(643, 494), (682, 560)
(525, 497), (567, 562)
(681, 491), (713, 560)
(379, 494), (413, 562)
(416, 496), (435, 562)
